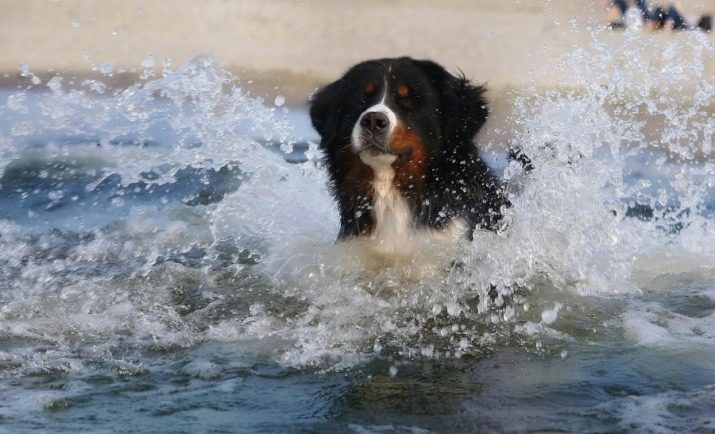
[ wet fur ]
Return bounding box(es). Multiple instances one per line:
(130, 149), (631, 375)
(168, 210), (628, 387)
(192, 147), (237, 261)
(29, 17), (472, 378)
(310, 57), (510, 242)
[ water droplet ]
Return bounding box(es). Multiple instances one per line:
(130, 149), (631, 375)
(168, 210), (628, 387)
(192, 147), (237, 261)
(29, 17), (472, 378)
(388, 366), (398, 377)
(304, 141), (319, 160)
(541, 303), (563, 325)
(162, 57), (172, 74)
(141, 55), (155, 69)
(274, 95), (285, 107)
(99, 63), (113, 75)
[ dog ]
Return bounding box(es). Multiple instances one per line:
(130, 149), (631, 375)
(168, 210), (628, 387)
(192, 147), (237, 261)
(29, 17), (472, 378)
(310, 57), (523, 255)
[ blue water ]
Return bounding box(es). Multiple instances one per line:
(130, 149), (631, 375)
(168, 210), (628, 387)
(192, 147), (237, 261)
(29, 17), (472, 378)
(1, 39), (714, 433)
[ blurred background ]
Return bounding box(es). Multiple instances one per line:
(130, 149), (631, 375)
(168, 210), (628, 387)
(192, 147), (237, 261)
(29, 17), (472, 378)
(2, 0), (714, 105)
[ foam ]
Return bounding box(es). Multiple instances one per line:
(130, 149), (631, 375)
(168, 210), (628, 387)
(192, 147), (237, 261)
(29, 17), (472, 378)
(0, 35), (713, 375)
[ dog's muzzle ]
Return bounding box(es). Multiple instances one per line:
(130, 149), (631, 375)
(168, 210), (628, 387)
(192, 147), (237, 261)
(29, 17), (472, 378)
(353, 106), (396, 153)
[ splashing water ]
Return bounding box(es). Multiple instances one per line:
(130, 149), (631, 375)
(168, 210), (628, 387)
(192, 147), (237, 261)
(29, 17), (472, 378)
(0, 34), (714, 431)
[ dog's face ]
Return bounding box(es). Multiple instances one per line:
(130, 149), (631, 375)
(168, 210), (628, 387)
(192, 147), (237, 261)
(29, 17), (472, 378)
(341, 60), (442, 159)
(310, 57), (493, 240)
(310, 57), (488, 171)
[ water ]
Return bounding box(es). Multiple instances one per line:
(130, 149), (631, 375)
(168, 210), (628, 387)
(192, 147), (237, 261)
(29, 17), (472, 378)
(0, 33), (714, 432)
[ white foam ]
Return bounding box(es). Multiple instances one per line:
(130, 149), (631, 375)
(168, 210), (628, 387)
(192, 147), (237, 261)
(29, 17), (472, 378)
(623, 305), (715, 347)
(0, 36), (714, 375)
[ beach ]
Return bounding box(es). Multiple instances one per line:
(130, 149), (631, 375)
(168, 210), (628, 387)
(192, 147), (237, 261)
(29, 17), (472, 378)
(2, 0), (714, 103)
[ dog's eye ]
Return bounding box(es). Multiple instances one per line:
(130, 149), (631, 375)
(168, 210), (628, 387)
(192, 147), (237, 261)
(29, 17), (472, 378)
(396, 86), (418, 109)
(364, 82), (377, 95)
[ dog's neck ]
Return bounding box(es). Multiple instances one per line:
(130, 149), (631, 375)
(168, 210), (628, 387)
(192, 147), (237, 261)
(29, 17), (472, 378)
(359, 151), (412, 253)
(357, 151), (466, 255)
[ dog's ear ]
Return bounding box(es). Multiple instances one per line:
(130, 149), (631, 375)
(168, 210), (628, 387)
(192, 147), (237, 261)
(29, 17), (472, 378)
(414, 60), (488, 147)
(309, 79), (344, 148)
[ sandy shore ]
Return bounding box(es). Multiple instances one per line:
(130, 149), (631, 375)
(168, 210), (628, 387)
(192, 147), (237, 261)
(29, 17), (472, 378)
(1, 0), (714, 104)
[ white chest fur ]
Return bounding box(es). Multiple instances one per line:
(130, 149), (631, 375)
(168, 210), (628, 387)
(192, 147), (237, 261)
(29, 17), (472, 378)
(359, 151), (411, 253)
(358, 151), (466, 256)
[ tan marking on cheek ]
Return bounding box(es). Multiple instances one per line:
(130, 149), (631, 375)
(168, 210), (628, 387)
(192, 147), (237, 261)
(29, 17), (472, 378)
(389, 121), (420, 155)
(390, 122), (428, 198)
(397, 84), (409, 98)
(342, 150), (374, 198)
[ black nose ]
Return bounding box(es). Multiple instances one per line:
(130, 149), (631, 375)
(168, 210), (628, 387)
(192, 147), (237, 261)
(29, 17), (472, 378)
(360, 112), (389, 132)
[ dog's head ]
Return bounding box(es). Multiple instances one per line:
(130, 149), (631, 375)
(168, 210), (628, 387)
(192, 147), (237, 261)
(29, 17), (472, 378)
(310, 57), (488, 172)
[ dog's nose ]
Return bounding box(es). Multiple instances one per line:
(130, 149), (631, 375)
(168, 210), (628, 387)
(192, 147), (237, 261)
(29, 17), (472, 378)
(360, 112), (389, 132)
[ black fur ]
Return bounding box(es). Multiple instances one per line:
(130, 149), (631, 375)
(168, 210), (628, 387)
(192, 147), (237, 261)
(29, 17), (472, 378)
(310, 57), (513, 240)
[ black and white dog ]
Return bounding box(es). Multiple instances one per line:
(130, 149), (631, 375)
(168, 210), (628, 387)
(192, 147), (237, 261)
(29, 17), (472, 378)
(310, 57), (527, 254)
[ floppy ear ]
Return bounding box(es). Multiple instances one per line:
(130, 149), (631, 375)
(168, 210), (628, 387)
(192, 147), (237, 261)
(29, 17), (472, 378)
(414, 60), (489, 148)
(309, 79), (343, 148)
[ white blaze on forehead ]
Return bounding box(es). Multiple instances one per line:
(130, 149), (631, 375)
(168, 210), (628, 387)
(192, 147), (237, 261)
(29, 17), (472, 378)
(350, 79), (397, 152)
